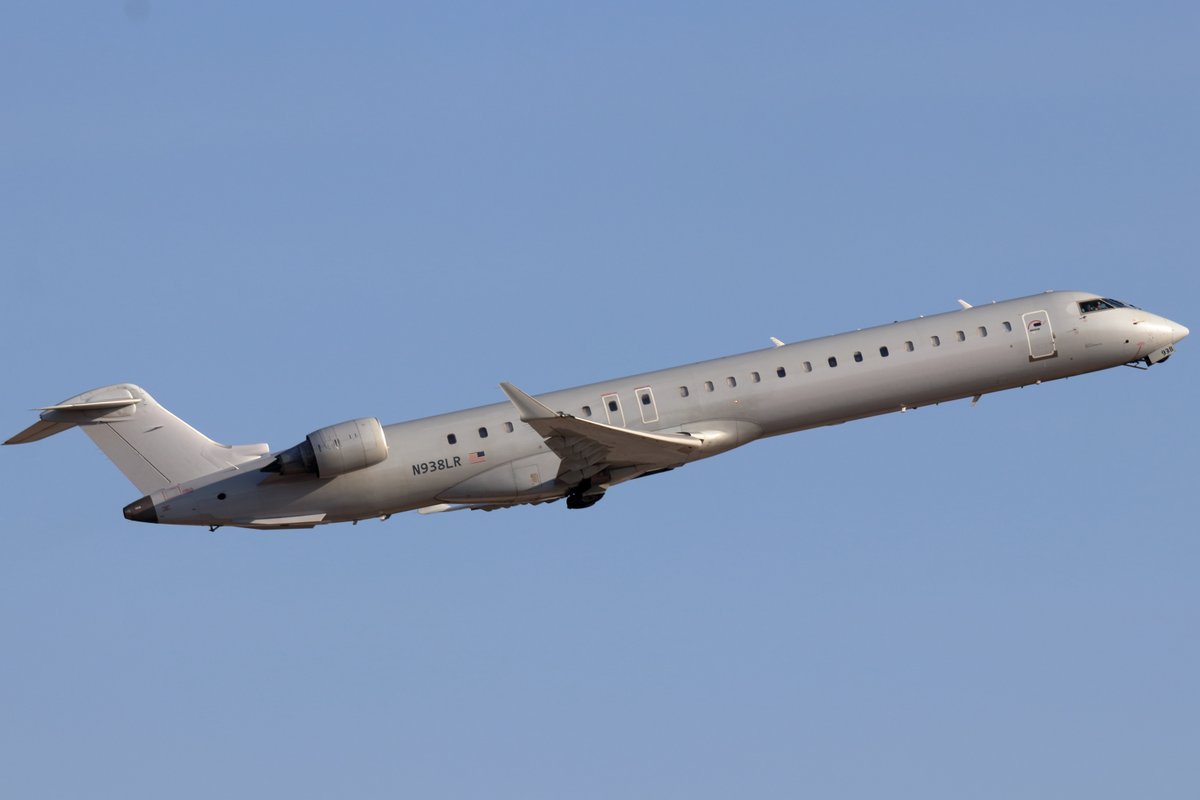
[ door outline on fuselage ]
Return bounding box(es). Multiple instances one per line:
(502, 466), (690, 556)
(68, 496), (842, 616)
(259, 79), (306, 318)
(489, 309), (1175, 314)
(1022, 310), (1057, 360)
(601, 392), (625, 427)
(634, 386), (659, 424)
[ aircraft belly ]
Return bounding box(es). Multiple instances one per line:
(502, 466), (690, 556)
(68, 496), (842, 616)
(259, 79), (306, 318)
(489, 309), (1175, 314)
(438, 453), (562, 504)
(153, 458), (421, 526)
(656, 419), (763, 460)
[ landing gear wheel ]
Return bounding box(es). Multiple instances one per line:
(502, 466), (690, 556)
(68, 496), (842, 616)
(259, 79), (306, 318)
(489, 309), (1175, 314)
(566, 480), (605, 510)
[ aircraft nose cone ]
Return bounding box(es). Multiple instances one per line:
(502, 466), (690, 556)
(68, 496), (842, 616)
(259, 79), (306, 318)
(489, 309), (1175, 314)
(123, 495), (158, 523)
(1176, 323), (1189, 342)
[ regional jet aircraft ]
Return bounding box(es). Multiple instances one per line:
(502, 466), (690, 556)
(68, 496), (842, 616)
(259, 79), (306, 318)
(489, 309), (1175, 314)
(6, 291), (1188, 530)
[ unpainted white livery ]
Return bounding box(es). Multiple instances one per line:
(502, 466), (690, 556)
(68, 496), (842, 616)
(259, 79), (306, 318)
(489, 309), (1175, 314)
(6, 291), (1188, 530)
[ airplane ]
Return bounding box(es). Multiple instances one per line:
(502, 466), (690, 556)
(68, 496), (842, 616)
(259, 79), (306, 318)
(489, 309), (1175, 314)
(5, 291), (1188, 531)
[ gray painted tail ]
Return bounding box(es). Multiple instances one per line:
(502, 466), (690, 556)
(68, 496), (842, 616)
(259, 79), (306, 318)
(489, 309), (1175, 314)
(5, 383), (269, 494)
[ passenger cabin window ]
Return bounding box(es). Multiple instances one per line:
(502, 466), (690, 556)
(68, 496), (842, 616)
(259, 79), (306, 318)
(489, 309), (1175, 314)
(956, 330), (965, 342)
(504, 422), (514, 433)
(640, 392), (652, 405)
(828, 356), (838, 368)
(931, 335), (941, 347)
(679, 386), (689, 398)
(1003, 321), (1013, 332)
(726, 376), (737, 388)
(803, 361), (812, 372)
(978, 326), (988, 337)
(447, 433), (457, 445)
(704, 381), (715, 392)
(776, 367), (787, 378)
(880, 346), (889, 357)
(751, 371), (761, 383)
(581, 405), (592, 418)
(904, 340), (914, 351)
(478, 427), (488, 438)
(607, 399), (618, 412)
(853, 351), (863, 363)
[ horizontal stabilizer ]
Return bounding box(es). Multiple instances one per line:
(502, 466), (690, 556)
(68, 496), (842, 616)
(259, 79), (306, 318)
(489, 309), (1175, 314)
(6, 390), (143, 445)
(5, 383), (268, 494)
(35, 398), (142, 412)
(5, 419), (75, 445)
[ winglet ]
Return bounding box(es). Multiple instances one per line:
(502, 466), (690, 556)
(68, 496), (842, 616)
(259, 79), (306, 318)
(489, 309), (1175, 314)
(499, 382), (559, 421)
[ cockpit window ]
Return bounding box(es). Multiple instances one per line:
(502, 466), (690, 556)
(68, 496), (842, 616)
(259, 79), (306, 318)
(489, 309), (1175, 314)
(1079, 299), (1115, 313)
(1079, 298), (1138, 314)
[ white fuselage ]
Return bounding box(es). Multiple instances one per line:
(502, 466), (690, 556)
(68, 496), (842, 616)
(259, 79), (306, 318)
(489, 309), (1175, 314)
(145, 291), (1187, 528)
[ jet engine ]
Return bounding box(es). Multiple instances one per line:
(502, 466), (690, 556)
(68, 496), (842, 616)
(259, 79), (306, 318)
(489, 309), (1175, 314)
(264, 417), (389, 478)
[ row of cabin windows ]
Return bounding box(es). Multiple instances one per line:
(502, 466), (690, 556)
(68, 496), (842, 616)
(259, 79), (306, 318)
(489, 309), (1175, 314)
(684, 363), (789, 397)
(926, 323), (1011, 347)
(443, 321), (1019, 442)
(446, 421), (516, 445)
(674, 320), (1017, 392)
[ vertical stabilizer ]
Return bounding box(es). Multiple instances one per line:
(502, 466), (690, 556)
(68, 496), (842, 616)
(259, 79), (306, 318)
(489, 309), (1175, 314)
(5, 384), (269, 493)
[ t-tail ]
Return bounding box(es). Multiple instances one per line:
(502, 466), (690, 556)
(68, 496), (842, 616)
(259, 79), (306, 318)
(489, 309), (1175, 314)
(4, 384), (269, 495)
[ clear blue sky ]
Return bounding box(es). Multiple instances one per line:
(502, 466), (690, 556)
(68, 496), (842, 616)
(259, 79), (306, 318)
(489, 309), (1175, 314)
(2, 3), (1196, 798)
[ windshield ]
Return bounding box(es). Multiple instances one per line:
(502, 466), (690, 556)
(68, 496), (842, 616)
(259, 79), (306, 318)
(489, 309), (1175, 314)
(1080, 298), (1140, 314)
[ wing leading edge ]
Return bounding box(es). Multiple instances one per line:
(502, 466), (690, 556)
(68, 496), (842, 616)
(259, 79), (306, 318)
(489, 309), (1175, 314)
(499, 382), (701, 487)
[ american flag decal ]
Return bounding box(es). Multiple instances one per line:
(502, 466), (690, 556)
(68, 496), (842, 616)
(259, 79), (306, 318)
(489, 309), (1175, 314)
(469, 451), (486, 464)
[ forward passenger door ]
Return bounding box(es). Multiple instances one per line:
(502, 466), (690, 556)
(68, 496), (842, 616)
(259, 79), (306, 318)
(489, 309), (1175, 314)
(1022, 310), (1057, 360)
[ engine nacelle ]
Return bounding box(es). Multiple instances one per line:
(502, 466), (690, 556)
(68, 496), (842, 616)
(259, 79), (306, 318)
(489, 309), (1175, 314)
(265, 417), (389, 478)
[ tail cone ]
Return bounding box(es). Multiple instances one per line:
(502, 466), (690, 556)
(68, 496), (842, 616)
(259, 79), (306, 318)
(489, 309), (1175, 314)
(122, 496), (158, 524)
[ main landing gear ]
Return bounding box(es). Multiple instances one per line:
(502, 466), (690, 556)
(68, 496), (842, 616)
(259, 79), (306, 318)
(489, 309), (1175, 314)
(566, 479), (606, 510)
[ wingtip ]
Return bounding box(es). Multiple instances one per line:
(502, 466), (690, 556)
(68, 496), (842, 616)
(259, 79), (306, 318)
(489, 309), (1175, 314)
(499, 382), (555, 421)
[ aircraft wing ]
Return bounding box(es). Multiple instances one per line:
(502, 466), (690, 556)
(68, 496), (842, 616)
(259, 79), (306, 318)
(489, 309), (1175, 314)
(499, 382), (701, 486)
